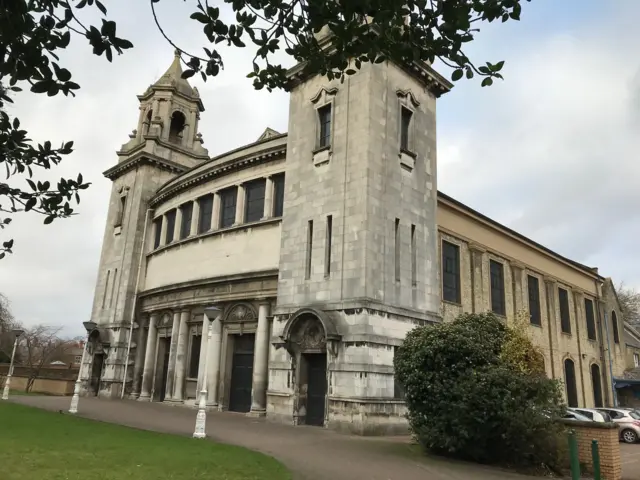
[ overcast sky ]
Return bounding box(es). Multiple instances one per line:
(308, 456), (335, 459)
(1, 0), (639, 338)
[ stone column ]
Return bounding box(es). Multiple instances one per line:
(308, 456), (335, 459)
(139, 313), (159, 401)
(234, 184), (245, 226)
(175, 207), (183, 238)
(262, 176), (274, 220)
(172, 309), (191, 402)
(159, 214), (168, 247)
(164, 311), (180, 401)
(250, 301), (271, 416)
(211, 193), (221, 230)
(131, 314), (149, 397)
(197, 314), (210, 391)
(191, 199), (200, 236)
(206, 312), (223, 407)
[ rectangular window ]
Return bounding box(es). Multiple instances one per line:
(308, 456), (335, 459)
(527, 275), (541, 326)
(318, 104), (332, 148)
(305, 220), (313, 279)
(410, 225), (416, 287)
(220, 187), (238, 228)
(153, 217), (162, 249)
(490, 260), (505, 316)
(179, 202), (193, 240)
(393, 346), (405, 400)
(165, 209), (176, 244)
(244, 179), (266, 223)
(584, 298), (597, 341)
(634, 353), (639, 368)
(442, 241), (460, 303)
(559, 288), (571, 334)
(188, 334), (202, 379)
(197, 194), (213, 234)
(394, 219), (400, 282)
(400, 106), (412, 151)
(116, 195), (126, 227)
(324, 215), (332, 277)
(273, 174), (285, 217)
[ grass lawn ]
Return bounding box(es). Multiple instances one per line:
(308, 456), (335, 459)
(0, 402), (291, 480)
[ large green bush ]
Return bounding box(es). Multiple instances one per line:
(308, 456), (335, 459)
(394, 312), (566, 470)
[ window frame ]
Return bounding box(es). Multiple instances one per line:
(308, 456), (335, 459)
(558, 287), (571, 334)
(441, 240), (461, 304)
(527, 275), (541, 326)
(219, 187), (238, 228)
(197, 194), (214, 234)
(489, 259), (506, 316)
(316, 103), (333, 150)
(584, 298), (597, 341)
(399, 105), (413, 153)
(272, 174), (285, 218)
(611, 311), (620, 344)
(153, 217), (162, 249)
(179, 202), (193, 240)
(244, 179), (266, 223)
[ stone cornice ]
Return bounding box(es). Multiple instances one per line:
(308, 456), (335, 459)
(149, 144), (286, 207)
(103, 151), (188, 180)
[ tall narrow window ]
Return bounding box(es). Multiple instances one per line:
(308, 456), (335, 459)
(410, 225), (416, 287)
(394, 219), (400, 282)
(220, 187), (238, 228)
(559, 288), (571, 334)
(165, 209), (176, 244)
(153, 217), (162, 249)
(197, 194), (213, 233)
(101, 270), (111, 308)
(442, 241), (460, 303)
(393, 346), (405, 400)
(591, 363), (603, 408)
(318, 104), (332, 148)
(305, 220), (313, 279)
(115, 195), (126, 227)
(179, 202), (193, 240)
(490, 260), (505, 316)
(400, 106), (412, 151)
(634, 353), (639, 368)
(584, 298), (596, 341)
(324, 215), (332, 277)
(564, 358), (578, 408)
(612, 311), (620, 344)
(245, 179), (266, 223)
(528, 275), (541, 326)
(109, 268), (118, 308)
(188, 334), (202, 379)
(273, 174), (285, 217)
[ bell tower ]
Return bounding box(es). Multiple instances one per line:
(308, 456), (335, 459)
(84, 51), (209, 399)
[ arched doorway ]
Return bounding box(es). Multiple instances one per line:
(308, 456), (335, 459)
(591, 363), (603, 408)
(564, 358), (578, 407)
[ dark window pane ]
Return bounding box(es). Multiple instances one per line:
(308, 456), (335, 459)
(165, 209), (176, 244)
(393, 346), (405, 400)
(559, 288), (571, 334)
(584, 298), (596, 341)
(591, 364), (603, 408)
(220, 187), (237, 228)
(273, 174), (285, 217)
(188, 335), (202, 379)
(528, 275), (541, 325)
(153, 218), (162, 249)
(400, 107), (412, 151)
(179, 202), (193, 240)
(612, 311), (620, 344)
(198, 194), (213, 234)
(490, 260), (505, 316)
(245, 179), (266, 223)
(564, 359), (578, 407)
(442, 241), (460, 303)
(318, 104), (331, 148)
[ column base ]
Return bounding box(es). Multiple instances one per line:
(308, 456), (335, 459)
(137, 394), (152, 402)
(248, 407), (267, 418)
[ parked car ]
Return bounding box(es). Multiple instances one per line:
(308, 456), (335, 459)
(596, 408), (640, 443)
(568, 408), (611, 422)
(562, 410), (593, 422)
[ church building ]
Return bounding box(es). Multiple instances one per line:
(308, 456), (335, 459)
(80, 43), (637, 435)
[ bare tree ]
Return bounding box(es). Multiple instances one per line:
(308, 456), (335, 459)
(22, 325), (72, 392)
(617, 282), (640, 327)
(0, 293), (21, 363)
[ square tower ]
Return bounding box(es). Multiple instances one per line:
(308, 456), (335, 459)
(268, 54), (451, 433)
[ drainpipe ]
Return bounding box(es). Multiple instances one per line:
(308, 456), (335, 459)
(121, 207), (153, 399)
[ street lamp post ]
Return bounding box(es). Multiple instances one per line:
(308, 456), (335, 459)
(69, 321), (97, 414)
(193, 306), (220, 439)
(2, 329), (24, 401)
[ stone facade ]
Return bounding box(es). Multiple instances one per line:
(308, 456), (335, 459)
(80, 49), (635, 435)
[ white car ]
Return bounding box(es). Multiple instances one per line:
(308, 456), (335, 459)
(562, 410), (593, 422)
(568, 408), (611, 423)
(596, 408), (640, 444)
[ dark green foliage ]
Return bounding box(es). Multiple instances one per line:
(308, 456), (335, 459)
(395, 313), (567, 470)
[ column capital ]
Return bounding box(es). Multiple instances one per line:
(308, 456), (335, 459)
(468, 242), (486, 254)
(256, 298), (272, 308)
(510, 261), (525, 272)
(179, 307), (192, 314)
(543, 276), (557, 287)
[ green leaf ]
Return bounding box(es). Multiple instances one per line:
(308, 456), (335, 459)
(481, 77), (493, 87)
(451, 69), (464, 81)
(44, 215), (55, 225)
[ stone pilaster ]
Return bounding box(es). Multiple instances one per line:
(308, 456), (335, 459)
(190, 199), (200, 236)
(469, 243), (485, 313)
(164, 311), (180, 401)
(249, 301), (271, 416)
(263, 176), (274, 219)
(211, 192), (221, 230)
(172, 309), (190, 402)
(139, 312), (159, 401)
(131, 314), (149, 397)
(234, 184), (245, 226)
(206, 312), (222, 407)
(159, 213), (168, 247)
(544, 277), (558, 378)
(511, 262), (526, 318)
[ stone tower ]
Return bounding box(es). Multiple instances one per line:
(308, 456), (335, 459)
(84, 51), (209, 398)
(268, 39), (452, 433)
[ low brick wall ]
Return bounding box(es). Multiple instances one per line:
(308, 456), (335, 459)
(562, 420), (622, 480)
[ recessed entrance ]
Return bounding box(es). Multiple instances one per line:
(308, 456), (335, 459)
(155, 337), (171, 402)
(304, 353), (327, 426)
(89, 353), (104, 396)
(229, 334), (255, 413)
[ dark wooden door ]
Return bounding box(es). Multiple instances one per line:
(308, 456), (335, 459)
(305, 353), (327, 426)
(229, 334), (255, 413)
(159, 340), (171, 402)
(90, 353), (104, 396)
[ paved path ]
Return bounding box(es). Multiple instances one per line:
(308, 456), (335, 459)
(621, 443), (640, 480)
(4, 396), (557, 480)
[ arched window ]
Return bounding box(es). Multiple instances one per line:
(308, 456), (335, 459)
(169, 111), (186, 144)
(612, 311), (620, 344)
(564, 358), (578, 407)
(591, 364), (603, 408)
